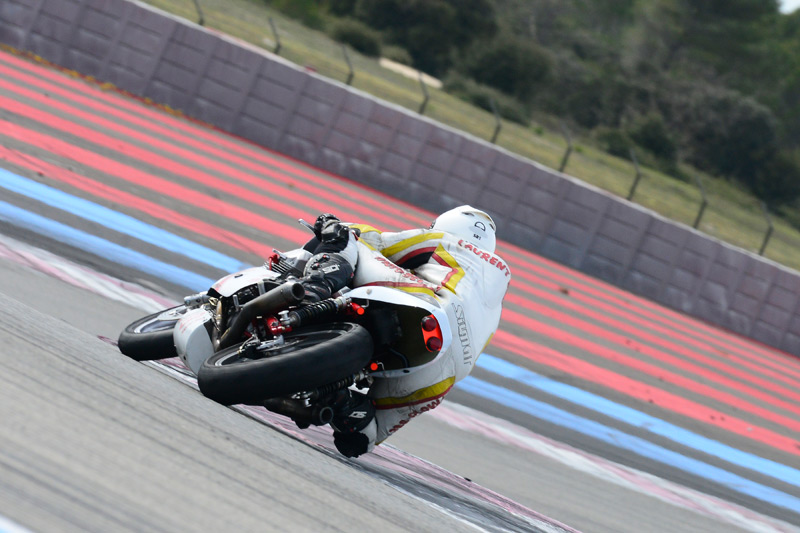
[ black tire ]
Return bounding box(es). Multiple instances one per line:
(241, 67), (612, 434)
(197, 322), (373, 405)
(118, 306), (185, 361)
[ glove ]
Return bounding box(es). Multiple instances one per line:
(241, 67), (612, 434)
(313, 214), (344, 242)
(333, 431), (370, 458)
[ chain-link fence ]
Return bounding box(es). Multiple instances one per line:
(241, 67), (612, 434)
(162, 0), (794, 267)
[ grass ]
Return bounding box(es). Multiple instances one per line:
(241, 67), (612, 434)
(142, 0), (800, 272)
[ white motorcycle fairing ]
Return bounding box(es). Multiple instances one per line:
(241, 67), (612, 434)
(211, 265), (280, 297)
(174, 307), (214, 375)
(346, 285), (452, 379)
(175, 264), (283, 375)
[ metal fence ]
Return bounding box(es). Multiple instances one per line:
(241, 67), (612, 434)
(182, 0), (784, 263)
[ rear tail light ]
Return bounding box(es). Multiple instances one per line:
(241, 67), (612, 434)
(421, 314), (443, 352)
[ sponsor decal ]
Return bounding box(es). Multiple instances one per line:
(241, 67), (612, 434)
(177, 310), (208, 333)
(458, 240), (510, 277)
(375, 255), (440, 291)
(454, 304), (473, 366)
(389, 397), (443, 433)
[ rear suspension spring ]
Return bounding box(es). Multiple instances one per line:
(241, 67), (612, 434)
(285, 296), (349, 328)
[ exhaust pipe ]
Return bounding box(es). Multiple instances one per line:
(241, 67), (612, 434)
(264, 398), (334, 427)
(217, 281), (305, 349)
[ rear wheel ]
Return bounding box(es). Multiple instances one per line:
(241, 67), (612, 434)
(118, 306), (185, 361)
(197, 322), (373, 405)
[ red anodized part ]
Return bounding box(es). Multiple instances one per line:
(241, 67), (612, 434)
(266, 316), (285, 335)
(349, 302), (366, 316)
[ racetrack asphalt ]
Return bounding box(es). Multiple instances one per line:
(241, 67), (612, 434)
(0, 47), (798, 532)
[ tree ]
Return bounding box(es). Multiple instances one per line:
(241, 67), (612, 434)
(353, 0), (496, 76)
(666, 82), (778, 183)
(462, 36), (551, 101)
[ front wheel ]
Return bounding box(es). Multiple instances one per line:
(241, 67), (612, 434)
(197, 322), (373, 405)
(118, 306), (186, 361)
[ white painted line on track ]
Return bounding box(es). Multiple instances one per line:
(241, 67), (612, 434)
(0, 232), (176, 312)
(0, 516), (33, 533)
(431, 402), (798, 533)
(1, 231), (795, 531)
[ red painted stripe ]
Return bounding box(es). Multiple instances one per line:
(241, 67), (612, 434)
(0, 146), (277, 258)
(492, 330), (800, 456)
(500, 242), (800, 381)
(8, 98), (799, 421)
(0, 53), (429, 229)
(508, 270), (800, 390)
(7, 50), (792, 384)
(504, 289), (800, 408)
(3, 61), (796, 454)
(8, 75), (799, 408)
(500, 305), (800, 432)
(7, 48), (796, 382)
(0, 72), (416, 232)
(0, 119), (309, 244)
(14, 115), (797, 443)
(9, 50), (800, 430)
(0, 93), (358, 225)
(504, 238), (800, 368)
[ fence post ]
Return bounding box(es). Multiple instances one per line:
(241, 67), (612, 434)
(192, 0), (205, 25)
(692, 175), (708, 229)
(759, 202), (774, 256)
(627, 148), (642, 201)
(341, 45), (354, 85)
(489, 98), (501, 143)
(417, 72), (430, 115)
(268, 17), (281, 55)
(559, 122), (572, 173)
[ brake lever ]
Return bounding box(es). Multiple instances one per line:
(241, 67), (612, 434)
(298, 218), (316, 234)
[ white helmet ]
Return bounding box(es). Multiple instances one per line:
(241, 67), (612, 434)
(431, 205), (497, 253)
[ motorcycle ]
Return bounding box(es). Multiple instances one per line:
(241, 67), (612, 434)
(118, 223), (451, 429)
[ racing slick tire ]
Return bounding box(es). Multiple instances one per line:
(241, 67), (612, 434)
(118, 306), (185, 361)
(197, 322), (373, 405)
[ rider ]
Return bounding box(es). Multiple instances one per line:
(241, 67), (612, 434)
(295, 206), (511, 457)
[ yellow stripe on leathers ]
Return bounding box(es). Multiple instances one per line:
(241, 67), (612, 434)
(433, 244), (465, 293)
(382, 231), (445, 257)
(374, 376), (456, 409)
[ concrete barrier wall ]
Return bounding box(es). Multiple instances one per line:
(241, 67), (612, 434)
(3, 0), (800, 355)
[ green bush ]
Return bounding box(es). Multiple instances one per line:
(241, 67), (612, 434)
(266, 0), (324, 29)
(461, 36), (552, 102)
(535, 52), (604, 129)
(329, 18), (382, 57)
(663, 82), (778, 185)
(751, 149), (800, 206)
(324, 0), (356, 17)
(629, 113), (677, 164)
(443, 73), (530, 126)
(381, 45), (412, 66)
(594, 127), (634, 158)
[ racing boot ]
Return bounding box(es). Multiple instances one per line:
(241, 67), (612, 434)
(330, 389), (376, 458)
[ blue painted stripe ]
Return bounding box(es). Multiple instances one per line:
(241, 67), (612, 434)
(458, 376), (800, 513)
(0, 200), (213, 291)
(0, 168), (250, 273)
(476, 353), (800, 489)
(3, 175), (797, 514)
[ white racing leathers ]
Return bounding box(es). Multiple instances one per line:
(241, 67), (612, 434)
(347, 224), (511, 450)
